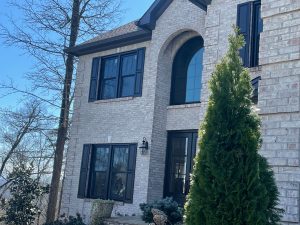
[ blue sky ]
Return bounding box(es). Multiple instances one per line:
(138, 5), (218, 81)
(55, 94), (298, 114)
(0, 0), (154, 108)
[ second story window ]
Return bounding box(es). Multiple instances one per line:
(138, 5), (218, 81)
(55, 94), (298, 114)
(237, 0), (263, 68)
(170, 37), (204, 105)
(88, 48), (145, 102)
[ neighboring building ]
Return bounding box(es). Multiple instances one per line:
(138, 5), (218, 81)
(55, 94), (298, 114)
(61, 0), (300, 224)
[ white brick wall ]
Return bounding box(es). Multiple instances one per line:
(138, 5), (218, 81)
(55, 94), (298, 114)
(147, 0), (206, 202)
(61, 0), (300, 224)
(60, 41), (154, 223)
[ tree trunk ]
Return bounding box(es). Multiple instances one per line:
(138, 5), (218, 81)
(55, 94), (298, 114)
(46, 0), (81, 222)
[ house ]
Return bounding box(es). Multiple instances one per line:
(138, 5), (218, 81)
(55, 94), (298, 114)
(61, 0), (300, 224)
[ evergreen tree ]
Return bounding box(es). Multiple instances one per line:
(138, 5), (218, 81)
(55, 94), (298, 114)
(184, 29), (283, 225)
(0, 163), (48, 225)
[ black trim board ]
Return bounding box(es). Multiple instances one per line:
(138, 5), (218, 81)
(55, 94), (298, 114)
(66, 30), (152, 57)
(66, 0), (211, 56)
(189, 0), (212, 10)
(137, 0), (173, 30)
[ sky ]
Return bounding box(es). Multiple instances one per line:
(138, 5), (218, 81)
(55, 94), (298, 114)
(0, 0), (154, 108)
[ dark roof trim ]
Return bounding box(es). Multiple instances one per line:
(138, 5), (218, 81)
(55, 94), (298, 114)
(65, 30), (152, 57)
(189, 0), (212, 11)
(137, 0), (211, 30)
(137, 0), (172, 30)
(66, 0), (212, 56)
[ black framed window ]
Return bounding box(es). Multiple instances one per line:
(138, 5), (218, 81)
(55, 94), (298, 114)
(78, 144), (137, 203)
(237, 0), (263, 68)
(120, 54), (137, 97)
(251, 76), (261, 104)
(101, 57), (119, 99)
(88, 48), (145, 102)
(171, 37), (204, 105)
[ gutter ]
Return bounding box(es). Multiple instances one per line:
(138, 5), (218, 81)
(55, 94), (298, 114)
(65, 29), (152, 57)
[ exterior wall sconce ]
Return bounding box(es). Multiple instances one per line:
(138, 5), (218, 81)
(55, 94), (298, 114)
(139, 137), (149, 155)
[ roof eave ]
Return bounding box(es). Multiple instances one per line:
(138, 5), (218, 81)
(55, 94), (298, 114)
(189, 0), (209, 11)
(66, 0), (212, 56)
(137, 0), (172, 30)
(65, 30), (152, 57)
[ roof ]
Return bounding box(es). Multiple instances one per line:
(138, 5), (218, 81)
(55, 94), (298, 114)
(66, 0), (212, 56)
(82, 21), (141, 45)
(66, 22), (152, 56)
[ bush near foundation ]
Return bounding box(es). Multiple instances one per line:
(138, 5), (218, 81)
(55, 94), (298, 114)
(140, 197), (183, 224)
(43, 214), (86, 225)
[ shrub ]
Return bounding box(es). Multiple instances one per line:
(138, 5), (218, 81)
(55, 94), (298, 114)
(43, 214), (86, 225)
(140, 197), (183, 223)
(0, 163), (48, 225)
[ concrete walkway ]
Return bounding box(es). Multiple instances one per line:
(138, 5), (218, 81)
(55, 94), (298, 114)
(104, 216), (148, 225)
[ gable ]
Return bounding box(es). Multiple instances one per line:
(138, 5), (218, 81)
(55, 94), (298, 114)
(137, 0), (212, 30)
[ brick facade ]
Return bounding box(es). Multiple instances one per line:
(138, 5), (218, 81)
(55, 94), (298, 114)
(61, 0), (300, 224)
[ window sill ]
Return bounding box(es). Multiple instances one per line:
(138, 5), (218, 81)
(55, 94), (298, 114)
(167, 103), (201, 110)
(249, 66), (262, 72)
(93, 96), (135, 104)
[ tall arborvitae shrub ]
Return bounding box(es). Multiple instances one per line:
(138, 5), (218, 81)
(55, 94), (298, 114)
(184, 29), (283, 225)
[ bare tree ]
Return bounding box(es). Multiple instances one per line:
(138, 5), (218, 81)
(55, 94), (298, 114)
(0, 100), (55, 192)
(0, 0), (121, 222)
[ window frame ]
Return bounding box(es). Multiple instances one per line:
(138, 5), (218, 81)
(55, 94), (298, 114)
(170, 37), (204, 106)
(119, 53), (139, 98)
(164, 130), (198, 206)
(251, 76), (261, 104)
(251, 0), (262, 67)
(89, 144), (111, 199)
(109, 145), (130, 201)
(96, 49), (144, 101)
(84, 143), (137, 203)
(237, 0), (262, 68)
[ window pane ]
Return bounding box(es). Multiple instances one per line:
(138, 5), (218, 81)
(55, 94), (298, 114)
(94, 147), (110, 172)
(166, 135), (190, 206)
(103, 57), (118, 78)
(110, 173), (127, 200)
(121, 54), (137, 76)
(92, 172), (107, 198)
(171, 37), (204, 105)
(252, 2), (262, 67)
(251, 77), (260, 104)
(257, 4), (263, 33)
(121, 76), (135, 97)
(185, 48), (204, 103)
(113, 147), (129, 172)
(102, 79), (116, 99)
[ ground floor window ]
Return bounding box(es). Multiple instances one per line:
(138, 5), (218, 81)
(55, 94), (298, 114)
(78, 144), (137, 203)
(164, 131), (198, 206)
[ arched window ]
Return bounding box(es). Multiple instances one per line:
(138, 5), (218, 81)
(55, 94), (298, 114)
(170, 37), (204, 105)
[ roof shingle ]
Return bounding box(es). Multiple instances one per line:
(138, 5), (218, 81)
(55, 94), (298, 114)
(82, 21), (142, 45)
